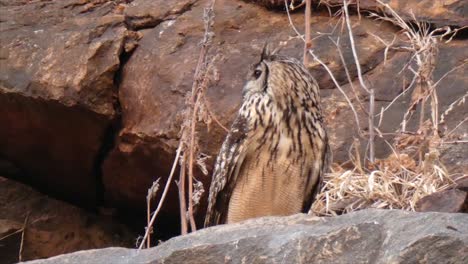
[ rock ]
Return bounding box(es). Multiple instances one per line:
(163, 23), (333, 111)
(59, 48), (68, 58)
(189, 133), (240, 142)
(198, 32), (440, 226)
(0, 0), (135, 205)
(416, 177), (468, 213)
(416, 189), (467, 213)
(102, 0), (397, 218)
(22, 209), (468, 264)
(321, 0), (468, 28)
(124, 0), (198, 30)
(0, 177), (135, 264)
(322, 39), (468, 163)
(246, 0), (291, 9)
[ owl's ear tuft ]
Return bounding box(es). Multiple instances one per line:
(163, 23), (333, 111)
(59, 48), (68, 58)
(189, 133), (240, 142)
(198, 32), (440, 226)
(260, 43), (273, 61)
(260, 43), (282, 62)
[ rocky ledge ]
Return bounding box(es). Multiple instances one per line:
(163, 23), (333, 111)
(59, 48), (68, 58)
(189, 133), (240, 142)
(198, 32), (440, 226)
(24, 209), (468, 264)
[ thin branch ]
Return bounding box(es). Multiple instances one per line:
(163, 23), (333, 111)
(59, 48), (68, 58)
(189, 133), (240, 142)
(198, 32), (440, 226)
(445, 116), (468, 137)
(187, 98), (199, 232)
(329, 35), (368, 117)
(139, 144), (182, 250)
(343, 0), (375, 162)
(18, 212), (29, 262)
(285, 0), (305, 41)
(309, 50), (362, 134)
(178, 154), (188, 235)
(304, 0), (312, 65)
(442, 140), (468, 144)
(433, 61), (467, 88)
(343, 0), (370, 94)
(202, 95), (229, 132)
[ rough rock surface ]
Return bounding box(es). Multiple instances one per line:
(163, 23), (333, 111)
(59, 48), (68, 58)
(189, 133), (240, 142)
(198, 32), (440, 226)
(1, 0), (467, 249)
(0, 0), (136, 205)
(24, 209), (468, 264)
(321, 39), (468, 162)
(416, 189), (467, 213)
(0, 177), (134, 264)
(416, 177), (468, 213)
(321, 0), (468, 28)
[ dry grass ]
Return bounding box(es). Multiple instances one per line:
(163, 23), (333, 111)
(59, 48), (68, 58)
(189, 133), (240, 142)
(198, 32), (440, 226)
(303, 1), (465, 215)
(311, 148), (458, 216)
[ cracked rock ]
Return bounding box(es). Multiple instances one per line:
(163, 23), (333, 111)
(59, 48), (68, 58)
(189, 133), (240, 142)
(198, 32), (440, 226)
(23, 209), (468, 264)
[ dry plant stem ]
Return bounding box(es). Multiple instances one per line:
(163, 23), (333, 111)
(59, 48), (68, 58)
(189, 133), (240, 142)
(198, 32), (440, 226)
(285, 0), (304, 41)
(329, 36), (368, 118)
(187, 98), (200, 232)
(446, 116), (468, 137)
(343, 0), (375, 163)
(309, 50), (362, 134)
(303, 0), (312, 65)
(139, 144), (182, 249)
(369, 89), (375, 162)
(203, 95), (229, 132)
(285, 1), (362, 134)
(178, 155), (188, 235)
(19, 212), (29, 262)
(185, 1), (216, 233)
(146, 198), (150, 248)
(0, 229), (22, 241)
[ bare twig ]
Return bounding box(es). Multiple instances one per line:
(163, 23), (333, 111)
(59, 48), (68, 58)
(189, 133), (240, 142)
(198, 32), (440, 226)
(309, 50), (362, 133)
(203, 95), (229, 132)
(19, 212), (29, 262)
(178, 153), (188, 235)
(329, 35), (368, 117)
(343, 0), (375, 163)
(285, 0), (304, 41)
(342, 1), (370, 94)
(304, 0), (312, 65)
(445, 116), (468, 137)
(145, 178), (160, 248)
(369, 89), (375, 162)
(442, 140), (468, 144)
(139, 144), (182, 250)
(187, 98), (199, 232)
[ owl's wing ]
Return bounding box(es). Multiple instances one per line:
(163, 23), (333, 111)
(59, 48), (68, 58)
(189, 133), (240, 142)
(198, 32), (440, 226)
(204, 115), (249, 227)
(306, 140), (332, 214)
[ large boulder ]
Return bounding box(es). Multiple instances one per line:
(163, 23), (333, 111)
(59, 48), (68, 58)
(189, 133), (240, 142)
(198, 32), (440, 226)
(1, 0), (466, 245)
(320, 0), (467, 28)
(23, 209), (468, 263)
(322, 39), (468, 163)
(0, 0), (135, 205)
(0, 177), (134, 264)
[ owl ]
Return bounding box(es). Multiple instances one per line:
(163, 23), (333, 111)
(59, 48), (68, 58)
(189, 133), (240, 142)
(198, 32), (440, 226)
(204, 46), (330, 227)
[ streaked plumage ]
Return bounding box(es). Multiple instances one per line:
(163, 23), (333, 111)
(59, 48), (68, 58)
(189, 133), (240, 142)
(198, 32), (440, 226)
(204, 46), (330, 227)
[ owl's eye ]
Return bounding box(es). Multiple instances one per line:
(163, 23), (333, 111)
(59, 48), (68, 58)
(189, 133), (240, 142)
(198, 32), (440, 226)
(253, 69), (262, 79)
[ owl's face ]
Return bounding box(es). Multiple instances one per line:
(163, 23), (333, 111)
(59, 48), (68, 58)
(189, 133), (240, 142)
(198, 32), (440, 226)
(242, 59), (270, 97)
(242, 50), (319, 115)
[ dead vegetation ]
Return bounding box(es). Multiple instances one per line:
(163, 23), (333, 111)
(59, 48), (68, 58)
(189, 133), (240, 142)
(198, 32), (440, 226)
(138, 0), (218, 249)
(294, 0), (466, 216)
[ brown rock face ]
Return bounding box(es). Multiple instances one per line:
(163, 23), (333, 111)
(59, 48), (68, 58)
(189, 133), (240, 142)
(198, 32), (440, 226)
(0, 177), (134, 263)
(416, 189), (467, 213)
(0, 0), (131, 205)
(124, 0), (198, 30)
(320, 0), (468, 28)
(322, 39), (468, 162)
(1, 0), (467, 248)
